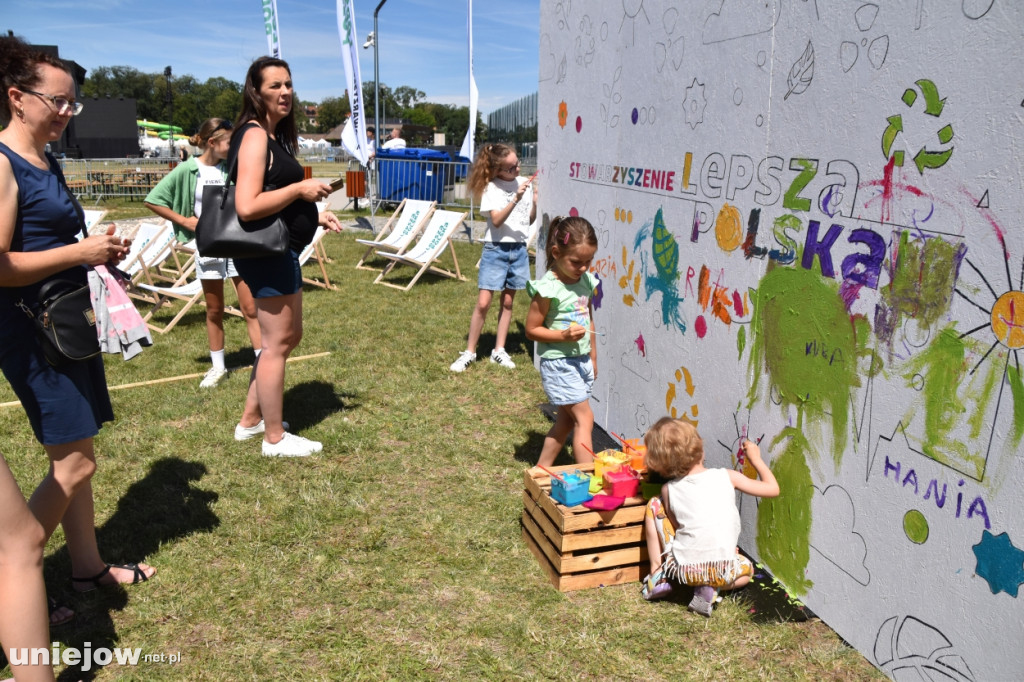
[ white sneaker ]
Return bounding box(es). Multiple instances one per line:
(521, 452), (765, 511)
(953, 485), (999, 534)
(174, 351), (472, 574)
(490, 348), (516, 369)
(449, 350), (477, 373)
(234, 419), (290, 441)
(262, 432), (322, 457)
(199, 367), (229, 388)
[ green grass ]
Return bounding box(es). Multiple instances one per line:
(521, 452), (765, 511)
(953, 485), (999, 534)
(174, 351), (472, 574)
(0, 209), (885, 680)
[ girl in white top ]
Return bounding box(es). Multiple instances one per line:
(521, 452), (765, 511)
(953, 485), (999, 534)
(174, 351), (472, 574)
(145, 118), (261, 388)
(641, 417), (780, 616)
(449, 143), (537, 372)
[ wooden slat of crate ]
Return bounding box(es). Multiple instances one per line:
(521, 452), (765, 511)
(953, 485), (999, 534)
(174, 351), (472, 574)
(522, 463), (650, 591)
(521, 521), (647, 591)
(522, 507), (647, 572)
(522, 491), (645, 552)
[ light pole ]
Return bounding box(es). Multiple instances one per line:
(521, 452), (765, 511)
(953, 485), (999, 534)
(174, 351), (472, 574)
(164, 66), (173, 159)
(372, 0), (388, 147)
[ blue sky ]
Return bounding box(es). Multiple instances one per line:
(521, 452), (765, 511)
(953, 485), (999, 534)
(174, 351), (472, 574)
(4, 0), (539, 115)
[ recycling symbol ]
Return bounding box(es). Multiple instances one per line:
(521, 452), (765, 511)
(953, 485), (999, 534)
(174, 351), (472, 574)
(881, 79), (954, 174)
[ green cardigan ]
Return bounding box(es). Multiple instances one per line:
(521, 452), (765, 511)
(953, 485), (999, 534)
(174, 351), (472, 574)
(144, 158), (228, 243)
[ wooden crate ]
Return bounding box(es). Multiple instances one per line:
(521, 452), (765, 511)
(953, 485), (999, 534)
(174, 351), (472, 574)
(522, 463), (650, 591)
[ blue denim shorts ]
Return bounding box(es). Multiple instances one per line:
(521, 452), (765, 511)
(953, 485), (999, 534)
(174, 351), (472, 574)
(539, 355), (594, 406)
(233, 250), (302, 298)
(195, 256), (240, 281)
(478, 242), (529, 291)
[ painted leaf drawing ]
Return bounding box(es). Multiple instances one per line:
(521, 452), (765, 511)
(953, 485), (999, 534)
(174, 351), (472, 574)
(651, 208), (679, 281)
(784, 40), (815, 100)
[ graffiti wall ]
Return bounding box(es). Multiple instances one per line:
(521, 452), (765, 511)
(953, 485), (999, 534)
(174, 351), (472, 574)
(538, 1), (1023, 678)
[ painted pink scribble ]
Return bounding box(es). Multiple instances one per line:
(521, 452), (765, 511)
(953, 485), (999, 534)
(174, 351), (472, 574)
(839, 279), (864, 311)
(862, 157), (925, 226)
(635, 332), (646, 357)
(732, 290), (744, 318)
(695, 315), (708, 338)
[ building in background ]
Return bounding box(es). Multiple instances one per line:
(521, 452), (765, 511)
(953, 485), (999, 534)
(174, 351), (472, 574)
(486, 92), (537, 160)
(24, 41), (138, 158)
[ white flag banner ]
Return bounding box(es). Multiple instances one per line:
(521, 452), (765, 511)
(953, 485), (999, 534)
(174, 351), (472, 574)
(459, 0), (478, 160)
(337, 0), (370, 165)
(262, 0), (282, 57)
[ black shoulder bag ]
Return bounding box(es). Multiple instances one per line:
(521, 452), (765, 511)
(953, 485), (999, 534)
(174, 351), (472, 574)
(16, 175), (100, 366)
(195, 131), (289, 259)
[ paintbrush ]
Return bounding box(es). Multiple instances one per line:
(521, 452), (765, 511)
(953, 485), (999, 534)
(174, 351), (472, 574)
(610, 431), (639, 454)
(538, 465), (566, 483)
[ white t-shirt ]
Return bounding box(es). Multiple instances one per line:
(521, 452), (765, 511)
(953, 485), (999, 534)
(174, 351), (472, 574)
(479, 176), (534, 243)
(381, 137), (406, 150)
(664, 468), (741, 565)
(194, 160), (225, 218)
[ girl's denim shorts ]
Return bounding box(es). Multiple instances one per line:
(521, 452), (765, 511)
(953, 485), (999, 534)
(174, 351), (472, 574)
(478, 241), (529, 291)
(539, 355), (594, 406)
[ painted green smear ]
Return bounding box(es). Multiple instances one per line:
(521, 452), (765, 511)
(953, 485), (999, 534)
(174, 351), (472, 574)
(1010, 363), (1024, 444)
(968, 352), (1001, 441)
(757, 427), (814, 596)
(747, 265), (858, 464)
(901, 326), (979, 474)
(879, 231), (964, 347)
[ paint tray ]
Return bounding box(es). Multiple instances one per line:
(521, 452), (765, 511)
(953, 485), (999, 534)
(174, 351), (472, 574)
(550, 470), (593, 507)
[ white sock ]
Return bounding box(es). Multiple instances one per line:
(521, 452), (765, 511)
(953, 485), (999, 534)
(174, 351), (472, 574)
(211, 349), (226, 371)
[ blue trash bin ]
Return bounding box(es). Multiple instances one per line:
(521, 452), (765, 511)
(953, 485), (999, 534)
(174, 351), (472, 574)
(375, 147), (450, 202)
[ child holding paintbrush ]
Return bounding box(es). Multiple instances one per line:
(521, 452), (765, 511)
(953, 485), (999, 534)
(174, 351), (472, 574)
(448, 143), (537, 372)
(525, 216), (599, 466)
(640, 417), (779, 616)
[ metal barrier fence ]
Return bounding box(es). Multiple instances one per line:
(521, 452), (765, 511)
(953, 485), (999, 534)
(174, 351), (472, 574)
(58, 158), (180, 201)
(58, 154), (539, 216)
(351, 157), (538, 217)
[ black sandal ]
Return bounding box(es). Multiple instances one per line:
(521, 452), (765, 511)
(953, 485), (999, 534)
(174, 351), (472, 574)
(47, 595), (74, 627)
(72, 563), (149, 592)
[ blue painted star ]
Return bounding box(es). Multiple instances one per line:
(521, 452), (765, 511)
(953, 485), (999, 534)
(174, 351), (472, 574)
(972, 530), (1024, 597)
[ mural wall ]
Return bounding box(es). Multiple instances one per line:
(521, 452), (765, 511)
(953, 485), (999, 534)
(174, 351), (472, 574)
(538, 1), (1023, 678)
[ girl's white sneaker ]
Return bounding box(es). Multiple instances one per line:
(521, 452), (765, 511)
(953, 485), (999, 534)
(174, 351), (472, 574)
(262, 432), (321, 457)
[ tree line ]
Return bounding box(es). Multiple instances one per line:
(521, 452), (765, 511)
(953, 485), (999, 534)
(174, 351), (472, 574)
(83, 66), (485, 146)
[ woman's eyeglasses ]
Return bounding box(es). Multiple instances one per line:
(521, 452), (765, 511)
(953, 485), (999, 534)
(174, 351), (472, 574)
(20, 89), (83, 116)
(213, 119), (233, 132)
(501, 161), (521, 173)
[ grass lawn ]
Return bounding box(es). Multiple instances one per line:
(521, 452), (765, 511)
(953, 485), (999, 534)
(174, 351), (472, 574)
(0, 209), (885, 680)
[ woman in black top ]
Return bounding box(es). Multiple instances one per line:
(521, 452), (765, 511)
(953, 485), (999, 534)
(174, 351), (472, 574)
(230, 57), (342, 458)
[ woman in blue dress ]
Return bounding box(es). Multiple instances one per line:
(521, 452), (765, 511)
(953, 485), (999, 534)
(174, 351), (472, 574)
(0, 36), (156, 654)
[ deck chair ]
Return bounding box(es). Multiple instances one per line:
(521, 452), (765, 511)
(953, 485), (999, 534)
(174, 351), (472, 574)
(373, 209), (467, 291)
(138, 277), (244, 334)
(299, 226), (336, 290)
(137, 254), (244, 334)
(118, 220), (178, 300)
(81, 209), (108, 233)
(355, 198), (435, 270)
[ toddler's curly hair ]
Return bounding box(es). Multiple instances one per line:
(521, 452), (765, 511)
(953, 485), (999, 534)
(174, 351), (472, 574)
(644, 417), (704, 479)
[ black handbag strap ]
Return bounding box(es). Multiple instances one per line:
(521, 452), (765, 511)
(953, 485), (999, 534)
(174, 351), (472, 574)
(225, 124), (273, 188)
